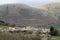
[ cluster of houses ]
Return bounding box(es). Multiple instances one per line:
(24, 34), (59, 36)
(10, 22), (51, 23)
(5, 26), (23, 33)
(0, 25), (50, 33)
(7, 25), (50, 33)
(0, 21), (51, 40)
(0, 20), (50, 34)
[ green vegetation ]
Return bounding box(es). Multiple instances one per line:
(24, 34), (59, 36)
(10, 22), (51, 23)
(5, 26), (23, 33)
(49, 26), (60, 40)
(0, 25), (8, 29)
(49, 26), (58, 36)
(52, 36), (60, 40)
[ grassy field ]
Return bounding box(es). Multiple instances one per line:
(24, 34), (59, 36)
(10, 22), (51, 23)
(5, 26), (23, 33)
(51, 36), (60, 40)
(0, 25), (8, 29)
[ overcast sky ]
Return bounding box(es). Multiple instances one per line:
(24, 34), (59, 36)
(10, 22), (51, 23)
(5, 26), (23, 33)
(0, 0), (60, 6)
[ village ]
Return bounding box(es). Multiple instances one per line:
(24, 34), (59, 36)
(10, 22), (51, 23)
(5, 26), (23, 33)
(0, 20), (52, 40)
(0, 21), (50, 33)
(0, 20), (60, 40)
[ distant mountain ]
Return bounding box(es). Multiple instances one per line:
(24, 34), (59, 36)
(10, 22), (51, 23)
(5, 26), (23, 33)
(0, 3), (60, 27)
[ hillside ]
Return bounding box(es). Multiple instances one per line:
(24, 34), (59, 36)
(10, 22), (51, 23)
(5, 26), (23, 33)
(35, 3), (60, 27)
(0, 3), (59, 27)
(35, 3), (60, 19)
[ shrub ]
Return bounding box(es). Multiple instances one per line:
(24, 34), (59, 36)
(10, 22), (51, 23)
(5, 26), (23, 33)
(0, 32), (41, 40)
(49, 26), (58, 36)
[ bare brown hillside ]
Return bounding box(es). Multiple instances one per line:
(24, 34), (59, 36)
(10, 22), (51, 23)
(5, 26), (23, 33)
(0, 3), (60, 26)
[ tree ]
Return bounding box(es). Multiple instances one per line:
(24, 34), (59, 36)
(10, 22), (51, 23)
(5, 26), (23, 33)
(50, 26), (54, 32)
(50, 26), (55, 36)
(50, 26), (58, 36)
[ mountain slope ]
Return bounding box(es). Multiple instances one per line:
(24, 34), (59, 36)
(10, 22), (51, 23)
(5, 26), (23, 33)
(34, 3), (60, 27)
(0, 3), (58, 26)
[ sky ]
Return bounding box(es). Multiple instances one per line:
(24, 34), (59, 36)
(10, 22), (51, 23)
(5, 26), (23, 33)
(0, 0), (60, 6)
